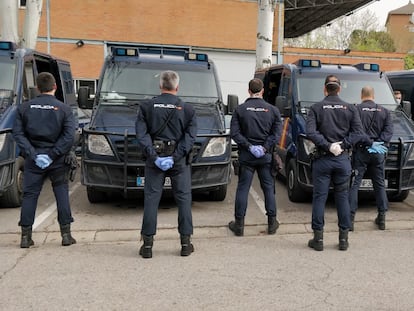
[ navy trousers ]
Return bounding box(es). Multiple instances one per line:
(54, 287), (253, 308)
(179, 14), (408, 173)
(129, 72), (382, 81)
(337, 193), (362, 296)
(141, 159), (193, 236)
(349, 148), (388, 215)
(19, 157), (73, 227)
(311, 153), (352, 231)
(234, 153), (276, 219)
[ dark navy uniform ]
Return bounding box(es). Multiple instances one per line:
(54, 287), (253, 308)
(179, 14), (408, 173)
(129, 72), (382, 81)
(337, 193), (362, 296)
(12, 94), (76, 226)
(306, 95), (363, 232)
(230, 97), (282, 219)
(136, 93), (197, 236)
(349, 100), (393, 220)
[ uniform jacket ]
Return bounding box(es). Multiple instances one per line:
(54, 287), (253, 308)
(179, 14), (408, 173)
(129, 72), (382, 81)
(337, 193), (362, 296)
(306, 95), (364, 152)
(230, 97), (282, 163)
(356, 99), (393, 146)
(12, 94), (76, 161)
(136, 93), (197, 164)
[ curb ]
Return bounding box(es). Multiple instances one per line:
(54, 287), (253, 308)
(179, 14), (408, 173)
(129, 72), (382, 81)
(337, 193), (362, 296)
(1, 220), (414, 247)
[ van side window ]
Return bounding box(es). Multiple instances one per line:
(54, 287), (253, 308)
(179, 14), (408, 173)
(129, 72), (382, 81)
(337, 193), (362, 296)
(268, 72), (282, 105)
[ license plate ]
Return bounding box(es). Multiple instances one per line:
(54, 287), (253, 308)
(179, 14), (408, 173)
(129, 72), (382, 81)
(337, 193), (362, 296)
(359, 179), (388, 189)
(136, 176), (171, 187)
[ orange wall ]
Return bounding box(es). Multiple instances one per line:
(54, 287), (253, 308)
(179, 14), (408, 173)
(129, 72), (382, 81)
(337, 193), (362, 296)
(13, 1), (405, 79)
(387, 14), (414, 53)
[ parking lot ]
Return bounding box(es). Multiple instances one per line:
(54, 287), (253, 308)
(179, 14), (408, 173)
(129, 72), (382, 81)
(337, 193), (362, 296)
(1, 172), (414, 310)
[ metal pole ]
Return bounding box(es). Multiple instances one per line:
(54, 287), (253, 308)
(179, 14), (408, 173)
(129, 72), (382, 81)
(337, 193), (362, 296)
(277, 0), (284, 64)
(47, 0), (50, 53)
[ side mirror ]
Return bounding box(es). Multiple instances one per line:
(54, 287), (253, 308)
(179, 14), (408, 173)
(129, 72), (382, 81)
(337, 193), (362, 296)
(227, 94), (239, 114)
(78, 86), (93, 109)
(276, 95), (291, 118)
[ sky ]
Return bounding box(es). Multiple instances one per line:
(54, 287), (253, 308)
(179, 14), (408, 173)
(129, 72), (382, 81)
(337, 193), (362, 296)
(358, 0), (413, 28)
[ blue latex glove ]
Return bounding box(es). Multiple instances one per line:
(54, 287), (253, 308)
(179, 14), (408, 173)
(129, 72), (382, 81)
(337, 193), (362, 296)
(249, 145), (265, 158)
(368, 142), (388, 154)
(35, 154), (53, 169)
(154, 156), (174, 171)
(161, 156), (174, 170)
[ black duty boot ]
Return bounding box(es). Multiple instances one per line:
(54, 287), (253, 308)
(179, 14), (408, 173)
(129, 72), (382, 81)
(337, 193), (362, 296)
(350, 214), (355, 232)
(20, 226), (34, 248)
(60, 224), (77, 246)
(139, 235), (153, 259)
(180, 235), (194, 257)
(268, 216), (279, 235)
(228, 217), (244, 236)
(339, 229), (349, 251)
(375, 212), (386, 230)
(308, 230), (323, 251)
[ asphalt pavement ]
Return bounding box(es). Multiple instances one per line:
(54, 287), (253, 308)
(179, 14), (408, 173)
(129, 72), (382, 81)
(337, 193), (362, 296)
(1, 222), (414, 311)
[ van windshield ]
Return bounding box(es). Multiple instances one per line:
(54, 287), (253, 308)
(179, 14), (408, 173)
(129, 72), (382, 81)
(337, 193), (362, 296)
(297, 72), (397, 110)
(99, 62), (219, 103)
(0, 59), (16, 91)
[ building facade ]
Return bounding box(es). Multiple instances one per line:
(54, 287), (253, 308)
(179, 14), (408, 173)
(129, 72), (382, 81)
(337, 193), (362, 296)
(386, 1), (414, 53)
(8, 0), (406, 100)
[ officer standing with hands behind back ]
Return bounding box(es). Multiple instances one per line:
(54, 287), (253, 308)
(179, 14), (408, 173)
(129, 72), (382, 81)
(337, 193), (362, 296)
(136, 70), (197, 259)
(229, 78), (282, 236)
(349, 86), (393, 231)
(306, 75), (363, 251)
(12, 72), (77, 248)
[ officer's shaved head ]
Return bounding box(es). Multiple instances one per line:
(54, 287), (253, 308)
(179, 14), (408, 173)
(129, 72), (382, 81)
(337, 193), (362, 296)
(160, 71), (179, 91)
(361, 86), (374, 99)
(249, 79), (264, 94)
(36, 72), (56, 93)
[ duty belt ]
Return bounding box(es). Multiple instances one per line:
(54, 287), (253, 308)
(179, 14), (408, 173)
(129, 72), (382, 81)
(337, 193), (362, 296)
(313, 148), (349, 159)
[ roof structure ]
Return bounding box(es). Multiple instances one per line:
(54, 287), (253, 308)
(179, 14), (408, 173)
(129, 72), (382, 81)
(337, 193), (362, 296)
(284, 0), (377, 38)
(385, 0), (414, 24)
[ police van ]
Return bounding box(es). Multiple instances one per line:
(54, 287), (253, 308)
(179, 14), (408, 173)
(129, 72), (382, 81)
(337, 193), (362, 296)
(254, 59), (414, 202)
(78, 44), (238, 202)
(0, 41), (78, 208)
(385, 70), (414, 120)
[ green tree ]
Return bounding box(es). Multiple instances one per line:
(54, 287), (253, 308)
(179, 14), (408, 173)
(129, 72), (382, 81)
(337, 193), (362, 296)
(349, 30), (395, 52)
(404, 54), (414, 69)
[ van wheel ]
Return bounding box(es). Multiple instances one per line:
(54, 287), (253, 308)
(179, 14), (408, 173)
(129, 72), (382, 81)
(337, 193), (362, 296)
(86, 186), (107, 203)
(209, 185), (227, 201)
(388, 190), (409, 202)
(0, 157), (24, 208)
(287, 159), (308, 202)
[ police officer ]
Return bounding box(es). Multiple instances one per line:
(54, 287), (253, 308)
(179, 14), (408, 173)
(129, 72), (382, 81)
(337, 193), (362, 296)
(229, 78), (282, 236)
(349, 86), (393, 231)
(306, 75), (363, 251)
(12, 72), (77, 248)
(136, 70), (197, 258)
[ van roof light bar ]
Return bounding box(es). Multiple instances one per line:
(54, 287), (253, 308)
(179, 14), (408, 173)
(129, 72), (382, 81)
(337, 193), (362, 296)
(354, 63), (380, 72)
(295, 59), (321, 68)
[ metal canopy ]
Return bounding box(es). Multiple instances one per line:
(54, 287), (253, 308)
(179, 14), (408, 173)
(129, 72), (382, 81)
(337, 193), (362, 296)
(284, 0), (377, 38)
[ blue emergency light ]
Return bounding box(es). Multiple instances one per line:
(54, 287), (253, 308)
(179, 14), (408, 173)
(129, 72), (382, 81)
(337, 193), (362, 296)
(296, 59), (321, 68)
(0, 41), (16, 51)
(185, 52), (208, 62)
(354, 63), (380, 72)
(113, 47), (139, 57)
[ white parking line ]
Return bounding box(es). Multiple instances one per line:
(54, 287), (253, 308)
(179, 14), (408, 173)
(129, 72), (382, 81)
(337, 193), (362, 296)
(249, 187), (267, 216)
(33, 182), (81, 231)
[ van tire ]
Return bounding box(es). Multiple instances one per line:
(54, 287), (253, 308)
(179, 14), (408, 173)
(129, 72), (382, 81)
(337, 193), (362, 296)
(387, 190), (409, 202)
(86, 186), (107, 203)
(287, 159), (308, 202)
(0, 157), (24, 208)
(209, 185), (227, 201)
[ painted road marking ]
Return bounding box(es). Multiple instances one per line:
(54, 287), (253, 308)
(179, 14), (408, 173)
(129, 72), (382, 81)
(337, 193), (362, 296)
(33, 182), (81, 231)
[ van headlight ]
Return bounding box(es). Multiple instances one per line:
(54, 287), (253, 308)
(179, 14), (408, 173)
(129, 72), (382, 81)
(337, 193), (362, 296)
(0, 133), (6, 151)
(202, 137), (227, 157)
(303, 138), (316, 155)
(88, 134), (114, 156)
